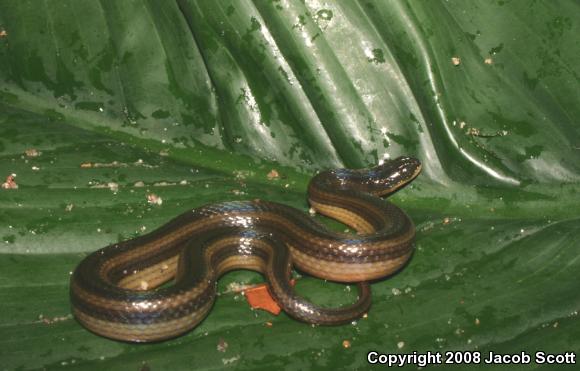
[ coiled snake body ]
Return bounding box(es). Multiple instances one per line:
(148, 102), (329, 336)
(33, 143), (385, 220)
(70, 156), (421, 342)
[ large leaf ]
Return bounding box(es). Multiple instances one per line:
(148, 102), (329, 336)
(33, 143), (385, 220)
(0, 0), (579, 369)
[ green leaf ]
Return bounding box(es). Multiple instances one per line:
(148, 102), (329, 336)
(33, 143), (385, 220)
(0, 0), (579, 369)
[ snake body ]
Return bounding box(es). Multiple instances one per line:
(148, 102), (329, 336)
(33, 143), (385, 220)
(70, 156), (421, 342)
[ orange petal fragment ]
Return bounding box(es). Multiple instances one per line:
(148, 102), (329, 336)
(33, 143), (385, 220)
(244, 279), (295, 315)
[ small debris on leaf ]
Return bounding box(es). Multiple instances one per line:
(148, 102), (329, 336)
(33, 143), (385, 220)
(451, 56), (461, 66)
(217, 338), (229, 352)
(80, 160), (156, 169)
(244, 279), (296, 315)
(38, 313), (72, 325)
(342, 340), (351, 348)
(107, 182), (119, 192)
(224, 282), (256, 294)
(267, 169), (280, 180)
(89, 182), (119, 192)
(221, 355), (240, 365)
(147, 193), (163, 205)
(466, 127), (481, 136)
(1, 174), (18, 189)
(25, 148), (41, 157)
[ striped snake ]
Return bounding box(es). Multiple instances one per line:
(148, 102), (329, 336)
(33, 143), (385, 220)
(70, 156), (421, 342)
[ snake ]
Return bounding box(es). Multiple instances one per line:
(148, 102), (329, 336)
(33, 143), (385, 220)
(70, 156), (421, 342)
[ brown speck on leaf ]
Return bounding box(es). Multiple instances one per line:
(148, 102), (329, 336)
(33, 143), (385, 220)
(217, 338), (228, 352)
(1, 174), (18, 189)
(451, 56), (461, 66)
(80, 162), (93, 168)
(139, 280), (149, 290)
(264, 321), (273, 328)
(0, 30), (7, 38)
(267, 169), (280, 180)
(147, 193), (162, 205)
(25, 148), (40, 157)
(342, 340), (351, 349)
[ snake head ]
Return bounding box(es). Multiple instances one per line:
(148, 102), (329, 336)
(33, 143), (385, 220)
(310, 156), (421, 196)
(372, 156), (422, 196)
